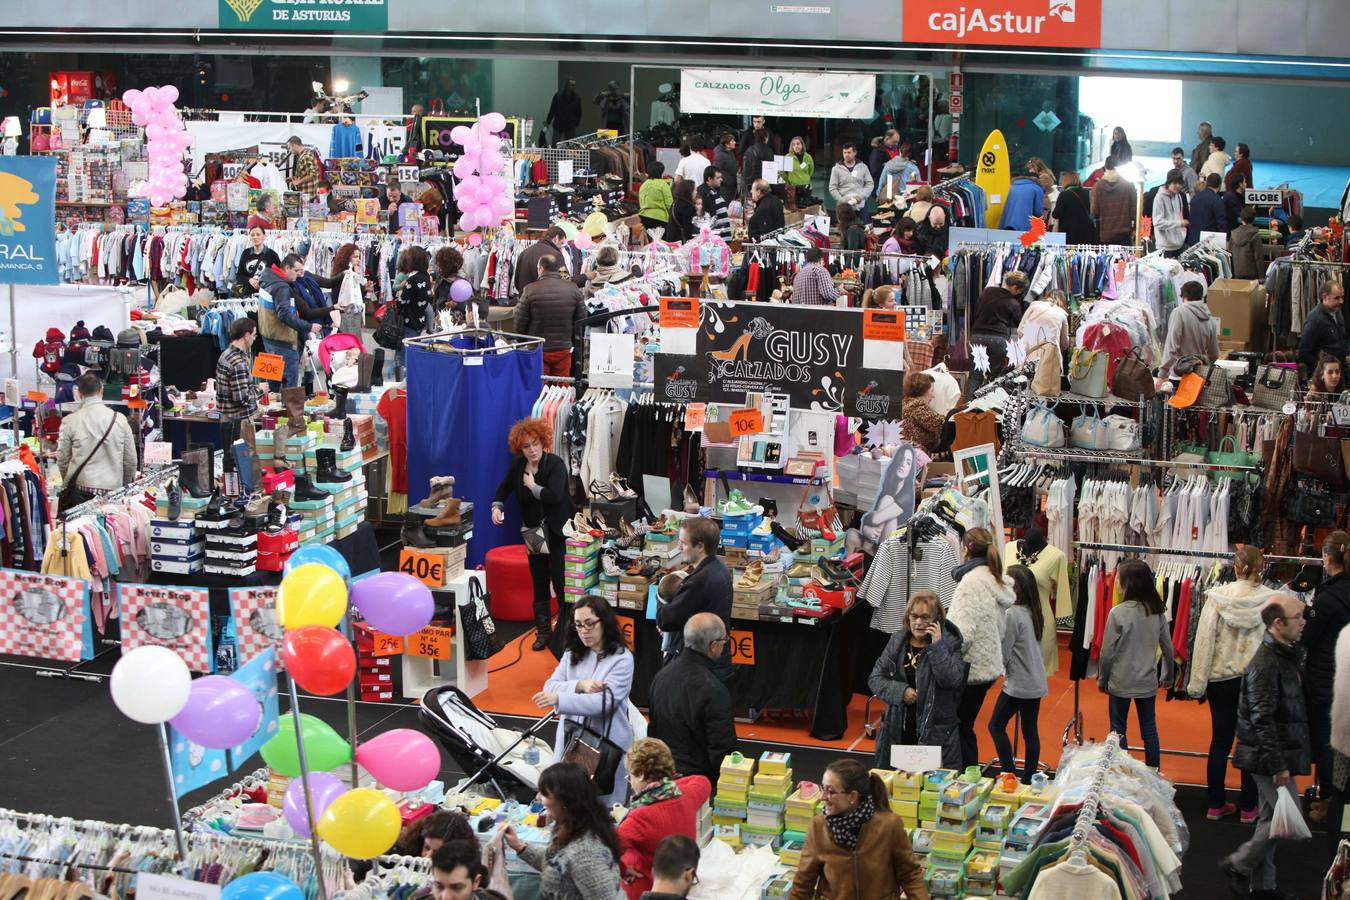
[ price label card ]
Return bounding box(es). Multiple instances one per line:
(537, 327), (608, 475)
(144, 441), (173, 465)
(408, 625), (453, 660)
(372, 633), (405, 657)
(891, 744), (943, 772)
(127, 397), (148, 410)
(729, 629), (756, 665)
(252, 353), (286, 382)
(683, 403), (706, 433)
(137, 873), (221, 900)
(863, 309), (905, 343)
(397, 165), (420, 184)
(1139, 215), (1153, 241)
(26, 391), (48, 403)
(660, 297), (701, 330)
(4, 378), (18, 405)
(557, 159), (574, 184)
(399, 548), (445, 587)
(728, 407), (764, 437)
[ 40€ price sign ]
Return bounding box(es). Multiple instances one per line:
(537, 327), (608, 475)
(399, 548), (445, 587)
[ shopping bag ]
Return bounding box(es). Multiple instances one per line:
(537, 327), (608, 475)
(1271, 785), (1311, 840)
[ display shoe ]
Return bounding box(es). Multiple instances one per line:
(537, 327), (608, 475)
(356, 353), (374, 392)
(244, 494), (271, 519)
(340, 418), (356, 452)
(758, 497), (779, 518)
(786, 561), (812, 579)
(601, 549), (623, 577)
(683, 484), (701, 514)
(625, 557), (645, 576)
(206, 489), (230, 516)
(426, 497), (462, 527)
(293, 474), (331, 502)
(569, 513), (601, 538)
(720, 489), (754, 515)
(589, 479), (619, 502)
(818, 556), (855, 583)
(266, 494), (287, 533)
(753, 517), (774, 536)
(281, 385), (308, 424)
(180, 449), (212, 498)
(609, 474), (638, 498)
(736, 559), (764, 587)
(315, 448), (353, 484)
(370, 349), (386, 387)
(167, 480), (182, 521)
(401, 521), (436, 549)
(811, 566), (845, 590)
(425, 475), (457, 506)
(639, 558), (661, 579)
(619, 519), (634, 541)
(188, 442), (216, 494)
(231, 439), (258, 496)
(331, 385), (349, 420)
(770, 521), (803, 551)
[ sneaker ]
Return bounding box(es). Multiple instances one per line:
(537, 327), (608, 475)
(1239, 807), (1259, 824)
(1217, 859), (1248, 899)
(1207, 802), (1237, 821)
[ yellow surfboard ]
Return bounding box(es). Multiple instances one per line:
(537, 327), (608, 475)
(975, 129), (1011, 228)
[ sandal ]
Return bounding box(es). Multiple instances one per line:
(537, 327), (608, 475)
(589, 479), (619, 502)
(737, 559), (765, 588)
(601, 549), (623, 578)
(610, 474), (638, 499)
(786, 561), (812, 579)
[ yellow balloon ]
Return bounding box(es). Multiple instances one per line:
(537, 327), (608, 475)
(278, 563), (348, 630)
(316, 787), (400, 859)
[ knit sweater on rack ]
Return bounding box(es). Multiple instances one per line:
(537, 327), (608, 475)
(946, 562), (1015, 684)
(1186, 579), (1278, 697)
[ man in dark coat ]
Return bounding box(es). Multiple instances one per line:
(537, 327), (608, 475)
(544, 79), (582, 143)
(515, 255), (584, 377)
(746, 179), (785, 241)
(656, 517), (733, 683)
(649, 613), (738, 781)
(1188, 173), (1228, 244)
(1297, 281), (1347, 377)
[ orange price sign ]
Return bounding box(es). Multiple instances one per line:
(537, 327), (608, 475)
(727, 407), (764, 437)
(863, 309), (905, 343)
(408, 625), (453, 660)
(126, 397), (148, 409)
(1139, 216), (1153, 241)
(399, 548), (445, 588)
(26, 391), (48, 403)
(252, 352), (287, 382)
(372, 633), (405, 657)
(729, 629), (756, 666)
(660, 297), (701, 330)
(618, 618), (635, 650)
(683, 403), (706, 433)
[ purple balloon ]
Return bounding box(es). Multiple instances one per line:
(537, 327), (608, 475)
(349, 573), (434, 636)
(283, 772), (347, 837)
(169, 675), (262, 749)
(449, 279), (473, 303)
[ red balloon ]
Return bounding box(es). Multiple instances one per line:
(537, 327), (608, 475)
(282, 626), (356, 696)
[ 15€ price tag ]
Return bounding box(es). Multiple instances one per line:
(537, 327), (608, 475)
(408, 625), (453, 660)
(399, 548), (445, 587)
(372, 633), (405, 657)
(728, 407), (764, 437)
(252, 353), (286, 382)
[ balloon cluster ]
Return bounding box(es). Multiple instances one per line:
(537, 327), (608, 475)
(122, 85), (193, 208)
(109, 545), (444, 861)
(452, 111), (513, 248)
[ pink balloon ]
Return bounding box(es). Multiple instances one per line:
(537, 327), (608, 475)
(452, 157), (476, 180)
(467, 232), (484, 247)
(160, 84), (180, 105)
(479, 152), (503, 174)
(354, 729), (440, 792)
(144, 86), (160, 103)
(479, 112), (507, 133)
(574, 233), (594, 249)
(449, 125), (473, 144)
(490, 196), (513, 218)
(478, 135), (502, 154)
(480, 175), (505, 194)
(180, 132), (194, 147)
(146, 124), (166, 142)
(474, 184), (494, 204)
(457, 174), (481, 195)
(122, 89), (144, 107)
(132, 111), (150, 128)
(457, 147), (480, 165)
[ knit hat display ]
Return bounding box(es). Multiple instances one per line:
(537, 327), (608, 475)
(44, 327), (64, 343)
(69, 320), (91, 343)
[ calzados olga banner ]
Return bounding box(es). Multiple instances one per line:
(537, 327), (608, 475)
(654, 300), (903, 417)
(680, 69), (876, 119)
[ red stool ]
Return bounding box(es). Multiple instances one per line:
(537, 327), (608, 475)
(485, 544), (551, 622)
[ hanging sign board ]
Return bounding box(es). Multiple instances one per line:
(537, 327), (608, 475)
(1245, 188), (1284, 205)
(0, 569), (92, 662)
(218, 0), (388, 31)
(588, 333), (635, 389)
(399, 548), (445, 588)
(0, 157), (58, 285)
(408, 625), (453, 660)
(891, 744), (943, 771)
(118, 583), (213, 673)
(902, 0), (1102, 48)
(680, 69), (876, 119)
(252, 353), (287, 382)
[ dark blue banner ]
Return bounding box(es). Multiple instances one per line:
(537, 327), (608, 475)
(0, 157), (58, 285)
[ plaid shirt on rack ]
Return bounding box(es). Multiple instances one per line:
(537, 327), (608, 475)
(215, 344), (260, 422)
(289, 149), (321, 194)
(790, 263), (842, 306)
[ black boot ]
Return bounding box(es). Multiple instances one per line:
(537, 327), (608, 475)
(401, 522), (436, 549)
(340, 418), (355, 452)
(315, 448), (352, 483)
(207, 489), (229, 515)
(177, 460), (211, 499)
(531, 624), (552, 651)
(266, 500), (286, 533)
(331, 386), (349, 419)
(293, 474), (331, 501)
(371, 349), (385, 387)
(167, 480), (182, 520)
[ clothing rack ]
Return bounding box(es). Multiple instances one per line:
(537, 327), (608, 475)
(60, 463), (180, 521)
(1015, 446), (1262, 472)
(1074, 540), (1321, 566)
(1066, 732), (1122, 863)
(180, 768), (269, 827)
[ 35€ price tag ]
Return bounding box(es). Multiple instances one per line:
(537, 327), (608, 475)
(408, 625), (453, 660)
(252, 353), (286, 382)
(399, 548), (445, 587)
(728, 407), (764, 437)
(372, 633), (405, 657)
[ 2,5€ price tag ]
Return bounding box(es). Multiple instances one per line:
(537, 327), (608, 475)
(372, 633), (405, 657)
(252, 353), (287, 383)
(399, 548), (445, 588)
(408, 625), (453, 660)
(727, 407), (765, 437)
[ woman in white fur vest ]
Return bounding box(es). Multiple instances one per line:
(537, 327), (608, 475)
(945, 527), (1015, 770)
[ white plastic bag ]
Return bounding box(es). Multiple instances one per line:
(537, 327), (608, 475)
(1270, 785), (1311, 840)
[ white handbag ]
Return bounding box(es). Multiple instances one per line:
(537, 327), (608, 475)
(1103, 414), (1142, 451)
(1071, 409), (1110, 450)
(1022, 403), (1066, 448)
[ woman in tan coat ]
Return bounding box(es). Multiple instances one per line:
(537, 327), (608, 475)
(790, 759), (928, 900)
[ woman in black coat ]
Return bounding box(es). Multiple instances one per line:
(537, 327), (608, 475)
(1051, 171), (1096, 244)
(492, 417), (575, 651)
(868, 592), (968, 769)
(668, 179), (697, 243)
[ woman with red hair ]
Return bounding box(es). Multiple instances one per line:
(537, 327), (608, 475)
(492, 417), (575, 651)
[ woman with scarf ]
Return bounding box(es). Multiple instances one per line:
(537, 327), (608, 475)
(615, 738), (711, 900)
(790, 758), (929, 900)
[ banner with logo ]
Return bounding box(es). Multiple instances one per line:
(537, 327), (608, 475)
(421, 117), (519, 162)
(902, 0), (1101, 47)
(653, 300), (903, 416)
(680, 69), (876, 120)
(0, 157), (57, 286)
(229, 586), (285, 667)
(0, 569), (92, 662)
(228, 647), (282, 769)
(219, 0), (388, 31)
(118, 583), (213, 673)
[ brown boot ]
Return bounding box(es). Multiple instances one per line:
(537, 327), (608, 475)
(425, 497), (462, 527)
(356, 353), (374, 392)
(422, 475), (456, 507)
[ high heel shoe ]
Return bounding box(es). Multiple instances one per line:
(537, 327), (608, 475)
(736, 559), (764, 588)
(610, 474), (638, 499)
(683, 484), (701, 514)
(770, 521), (803, 551)
(589, 479), (619, 502)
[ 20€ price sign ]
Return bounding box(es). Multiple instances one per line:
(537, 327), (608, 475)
(252, 353), (287, 382)
(727, 408), (764, 437)
(408, 626), (453, 660)
(399, 548), (445, 587)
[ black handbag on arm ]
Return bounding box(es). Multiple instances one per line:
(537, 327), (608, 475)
(559, 686), (624, 795)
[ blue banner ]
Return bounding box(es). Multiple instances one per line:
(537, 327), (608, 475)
(229, 647), (282, 770)
(169, 723), (231, 800)
(0, 156), (57, 285)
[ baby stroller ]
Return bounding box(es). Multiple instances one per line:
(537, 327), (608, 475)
(307, 331), (366, 394)
(420, 686), (552, 802)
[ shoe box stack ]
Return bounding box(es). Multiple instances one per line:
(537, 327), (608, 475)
(743, 752), (792, 850)
(642, 524), (683, 568)
(425, 501), (473, 548)
(257, 527), (299, 572)
(889, 769), (923, 827)
(783, 783), (822, 860)
(196, 508), (258, 578)
(316, 471), (366, 541)
(931, 775), (982, 870)
(747, 520), (781, 557)
(719, 509), (762, 552)
(155, 491), (209, 523)
(563, 536), (601, 605)
(732, 569), (773, 621)
(282, 429), (318, 472)
(346, 390), (389, 454)
(348, 413), (380, 462)
(149, 517), (204, 576)
(712, 751), (754, 849)
(292, 488), (335, 545)
(352, 621), (396, 702)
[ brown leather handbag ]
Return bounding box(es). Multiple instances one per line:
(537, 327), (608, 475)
(1112, 349), (1156, 401)
(1294, 417), (1348, 489)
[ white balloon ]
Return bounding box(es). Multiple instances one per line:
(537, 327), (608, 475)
(110, 646), (191, 724)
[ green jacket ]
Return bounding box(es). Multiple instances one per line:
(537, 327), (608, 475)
(783, 152), (814, 187)
(638, 177), (673, 223)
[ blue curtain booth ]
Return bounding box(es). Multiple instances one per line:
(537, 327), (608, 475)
(405, 335), (542, 568)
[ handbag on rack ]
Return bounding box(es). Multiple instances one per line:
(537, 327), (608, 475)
(560, 687), (625, 795)
(1070, 409), (1110, 450)
(1252, 363), (1295, 410)
(794, 484), (841, 540)
(1206, 435), (1257, 481)
(1289, 486), (1337, 528)
(1068, 348), (1108, 398)
(1022, 403), (1066, 448)
(1103, 414), (1142, 452)
(1198, 361), (1234, 408)
(458, 577), (501, 661)
(1112, 349), (1156, 402)
(1168, 356), (1207, 409)
(1028, 342), (1062, 397)
(1294, 417), (1348, 489)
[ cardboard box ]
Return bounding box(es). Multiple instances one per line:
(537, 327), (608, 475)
(1207, 278), (1265, 343)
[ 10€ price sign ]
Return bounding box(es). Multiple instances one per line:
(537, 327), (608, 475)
(727, 407), (765, 437)
(399, 548), (445, 587)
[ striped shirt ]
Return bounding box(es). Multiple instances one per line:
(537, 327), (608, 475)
(791, 263), (842, 306)
(861, 529), (959, 633)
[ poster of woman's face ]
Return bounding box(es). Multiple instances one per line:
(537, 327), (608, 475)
(858, 443), (918, 554)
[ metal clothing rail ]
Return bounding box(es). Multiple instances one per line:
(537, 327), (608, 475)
(1016, 446), (1262, 472)
(1067, 733), (1121, 863)
(60, 463), (180, 521)
(1075, 540), (1322, 566)
(403, 328), (544, 356)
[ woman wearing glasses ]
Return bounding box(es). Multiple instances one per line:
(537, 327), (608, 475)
(534, 595), (635, 806)
(790, 758), (929, 900)
(867, 591), (967, 769)
(615, 738), (711, 900)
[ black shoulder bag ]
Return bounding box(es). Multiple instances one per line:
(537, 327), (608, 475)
(560, 686), (624, 795)
(59, 410), (118, 515)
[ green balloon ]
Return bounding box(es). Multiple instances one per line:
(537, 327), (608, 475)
(260, 713), (353, 776)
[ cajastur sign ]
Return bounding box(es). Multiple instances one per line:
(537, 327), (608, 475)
(902, 0), (1101, 48)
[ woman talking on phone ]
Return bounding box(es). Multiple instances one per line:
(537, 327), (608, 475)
(867, 591), (968, 768)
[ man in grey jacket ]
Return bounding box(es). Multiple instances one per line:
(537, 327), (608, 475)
(1152, 170), (1189, 257)
(58, 373), (137, 493)
(828, 142), (873, 213)
(1158, 281), (1220, 380)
